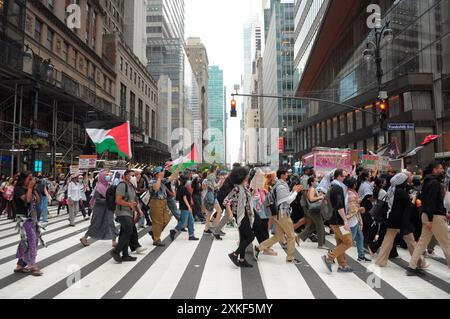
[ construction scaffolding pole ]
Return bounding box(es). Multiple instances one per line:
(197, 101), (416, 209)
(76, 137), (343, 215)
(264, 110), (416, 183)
(17, 86), (23, 172)
(71, 105), (74, 164)
(51, 99), (57, 178)
(11, 84), (17, 176)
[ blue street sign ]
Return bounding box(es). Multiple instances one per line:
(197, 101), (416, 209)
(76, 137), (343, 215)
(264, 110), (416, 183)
(387, 123), (415, 131)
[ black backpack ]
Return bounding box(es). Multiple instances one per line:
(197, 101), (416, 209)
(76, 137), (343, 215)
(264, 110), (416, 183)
(267, 187), (279, 217)
(106, 182), (128, 211)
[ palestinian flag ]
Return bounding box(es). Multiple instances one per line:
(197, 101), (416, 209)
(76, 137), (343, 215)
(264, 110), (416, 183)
(85, 121), (132, 159)
(172, 143), (201, 172)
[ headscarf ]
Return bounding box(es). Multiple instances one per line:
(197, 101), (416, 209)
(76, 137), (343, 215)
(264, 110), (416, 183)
(317, 169), (336, 194)
(332, 179), (348, 213)
(386, 173), (408, 217)
(358, 181), (373, 200)
(95, 171), (109, 198)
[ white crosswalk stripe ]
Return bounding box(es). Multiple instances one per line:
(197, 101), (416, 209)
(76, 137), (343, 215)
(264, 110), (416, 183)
(0, 215), (448, 299)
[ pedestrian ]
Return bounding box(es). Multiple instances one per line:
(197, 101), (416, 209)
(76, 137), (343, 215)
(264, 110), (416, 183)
(80, 171), (117, 247)
(13, 172), (42, 276)
(225, 167), (256, 268)
(67, 175), (82, 226)
(110, 170), (143, 263)
(255, 168), (303, 264)
(136, 166), (153, 227)
(407, 162), (450, 276)
(297, 176), (327, 250)
(170, 175), (199, 241)
(3, 178), (15, 219)
(321, 169), (354, 273)
(375, 172), (426, 268)
(210, 170), (234, 239)
(56, 174), (68, 216)
(191, 174), (205, 222)
(357, 170), (375, 248)
(163, 162), (181, 221)
(250, 168), (271, 245)
(149, 166), (180, 247)
(36, 176), (51, 225)
(346, 177), (371, 262)
(78, 175), (89, 219)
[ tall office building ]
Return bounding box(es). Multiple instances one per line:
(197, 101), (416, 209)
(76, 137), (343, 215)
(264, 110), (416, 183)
(207, 66), (226, 164)
(186, 37), (209, 144)
(263, 0), (302, 168)
(101, 0), (125, 34)
(293, 0), (330, 90)
(146, 0), (185, 40)
(146, 0), (193, 151)
(124, 0), (147, 65)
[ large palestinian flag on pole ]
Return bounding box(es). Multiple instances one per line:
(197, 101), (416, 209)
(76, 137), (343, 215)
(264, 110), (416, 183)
(85, 121), (132, 159)
(172, 143), (201, 172)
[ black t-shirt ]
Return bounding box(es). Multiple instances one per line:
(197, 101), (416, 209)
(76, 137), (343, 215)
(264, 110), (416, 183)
(13, 186), (29, 216)
(176, 186), (191, 211)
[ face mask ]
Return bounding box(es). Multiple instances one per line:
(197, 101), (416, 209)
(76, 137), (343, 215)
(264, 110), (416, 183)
(105, 175), (111, 183)
(130, 176), (137, 187)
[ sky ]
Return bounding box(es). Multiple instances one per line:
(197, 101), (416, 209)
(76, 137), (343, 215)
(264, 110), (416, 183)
(185, 0), (263, 164)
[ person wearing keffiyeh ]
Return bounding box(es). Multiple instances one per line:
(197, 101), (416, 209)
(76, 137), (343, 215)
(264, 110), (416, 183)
(225, 167), (255, 268)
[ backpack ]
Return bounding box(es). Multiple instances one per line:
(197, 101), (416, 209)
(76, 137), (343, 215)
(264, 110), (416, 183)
(320, 189), (334, 222)
(267, 187), (279, 217)
(106, 182), (128, 211)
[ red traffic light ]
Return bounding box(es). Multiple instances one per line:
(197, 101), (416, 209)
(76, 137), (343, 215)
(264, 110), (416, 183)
(377, 99), (389, 113)
(230, 99), (237, 117)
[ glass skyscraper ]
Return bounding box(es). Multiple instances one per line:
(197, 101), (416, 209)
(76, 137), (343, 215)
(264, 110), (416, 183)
(263, 0), (304, 167)
(207, 66), (226, 164)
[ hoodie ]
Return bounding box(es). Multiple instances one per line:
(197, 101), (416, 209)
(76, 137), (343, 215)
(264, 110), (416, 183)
(421, 175), (446, 222)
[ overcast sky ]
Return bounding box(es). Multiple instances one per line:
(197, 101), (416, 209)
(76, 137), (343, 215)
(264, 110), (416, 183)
(185, 0), (262, 164)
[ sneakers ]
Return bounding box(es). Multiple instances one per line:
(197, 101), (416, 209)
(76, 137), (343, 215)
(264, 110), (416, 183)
(213, 233), (223, 240)
(228, 253), (240, 267)
(189, 236), (199, 241)
(203, 229), (213, 235)
(322, 255), (333, 273)
(253, 246), (260, 261)
(170, 229), (177, 241)
(309, 234), (318, 243)
(239, 260), (253, 268)
(337, 266), (354, 273)
(406, 267), (426, 277)
(220, 231), (226, 236)
(133, 247), (147, 254)
(357, 256), (372, 262)
(121, 256), (137, 262)
(287, 258), (302, 265)
(110, 249), (122, 263)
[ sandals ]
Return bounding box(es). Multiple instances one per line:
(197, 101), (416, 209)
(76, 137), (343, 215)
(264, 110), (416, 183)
(14, 267), (30, 274)
(30, 269), (43, 276)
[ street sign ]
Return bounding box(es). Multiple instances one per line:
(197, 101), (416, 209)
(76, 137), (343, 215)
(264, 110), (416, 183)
(79, 155), (97, 169)
(387, 123), (415, 131)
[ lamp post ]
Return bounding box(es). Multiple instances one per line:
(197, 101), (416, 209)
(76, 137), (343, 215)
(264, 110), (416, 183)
(362, 21), (394, 146)
(23, 44), (54, 172)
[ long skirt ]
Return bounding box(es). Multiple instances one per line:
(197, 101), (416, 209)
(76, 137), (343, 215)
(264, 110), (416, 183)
(16, 219), (39, 268)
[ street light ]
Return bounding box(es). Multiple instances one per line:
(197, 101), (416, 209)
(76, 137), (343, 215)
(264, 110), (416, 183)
(363, 21), (394, 146)
(23, 44), (55, 172)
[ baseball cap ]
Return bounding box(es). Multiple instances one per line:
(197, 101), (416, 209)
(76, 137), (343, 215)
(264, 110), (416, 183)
(153, 166), (164, 174)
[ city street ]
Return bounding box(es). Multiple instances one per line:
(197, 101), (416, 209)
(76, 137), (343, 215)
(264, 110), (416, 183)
(0, 209), (448, 299)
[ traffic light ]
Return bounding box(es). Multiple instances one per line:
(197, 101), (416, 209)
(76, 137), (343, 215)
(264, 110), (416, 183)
(377, 98), (388, 119)
(230, 99), (237, 117)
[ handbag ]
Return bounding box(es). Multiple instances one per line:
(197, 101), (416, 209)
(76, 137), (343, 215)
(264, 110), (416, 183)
(369, 195), (388, 223)
(307, 189), (323, 213)
(444, 191), (450, 211)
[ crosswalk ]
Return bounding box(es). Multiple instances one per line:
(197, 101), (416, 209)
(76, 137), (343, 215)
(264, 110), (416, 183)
(0, 208), (449, 299)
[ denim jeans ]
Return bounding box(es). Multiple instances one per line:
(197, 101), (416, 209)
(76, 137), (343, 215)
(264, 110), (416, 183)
(175, 210), (194, 237)
(39, 196), (48, 223)
(167, 197), (181, 220)
(351, 225), (365, 258)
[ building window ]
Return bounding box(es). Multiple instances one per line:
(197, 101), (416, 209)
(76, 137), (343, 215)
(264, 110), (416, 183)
(355, 110), (363, 130)
(332, 117), (338, 139)
(145, 105), (150, 135)
(138, 99), (143, 128)
(347, 112), (354, 133)
(151, 110), (156, 138)
(62, 41), (68, 61)
(364, 105), (374, 126)
(34, 19), (42, 43)
(125, 63), (128, 76)
(120, 57), (123, 72)
(326, 119), (331, 141)
(46, 28), (54, 50)
(130, 91), (136, 121)
(389, 95), (401, 117)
